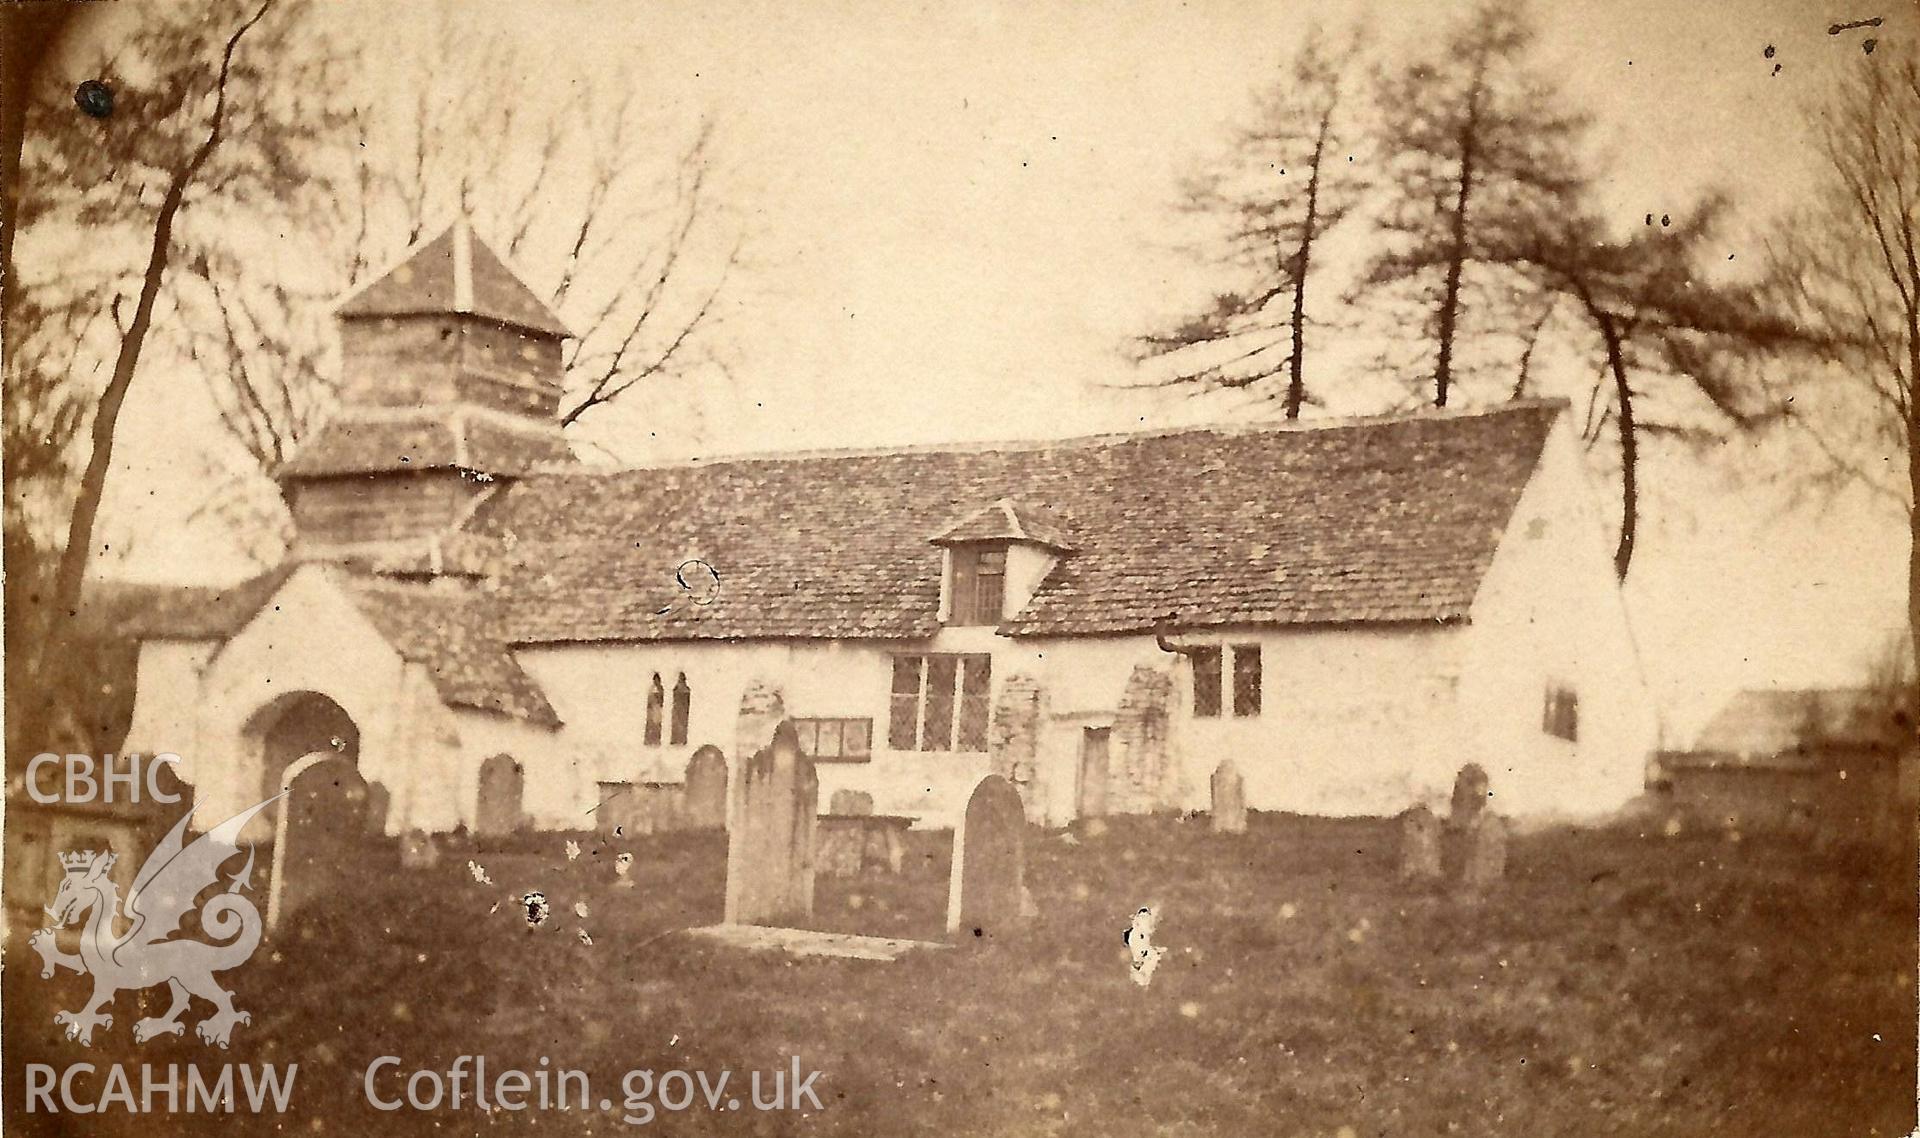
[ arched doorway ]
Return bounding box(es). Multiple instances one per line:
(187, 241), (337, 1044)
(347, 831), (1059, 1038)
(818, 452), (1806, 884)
(476, 754), (525, 837)
(252, 692), (360, 803)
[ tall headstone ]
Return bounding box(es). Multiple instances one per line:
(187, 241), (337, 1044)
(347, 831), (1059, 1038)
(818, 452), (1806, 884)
(1459, 813), (1509, 891)
(1449, 763), (1492, 829)
(734, 682), (786, 783)
(1210, 759), (1247, 834)
(946, 775), (1027, 939)
(723, 720), (817, 926)
(683, 746), (728, 830)
(990, 673), (1045, 821)
(1113, 666), (1175, 813)
(268, 754), (371, 929)
(1398, 805), (1443, 881)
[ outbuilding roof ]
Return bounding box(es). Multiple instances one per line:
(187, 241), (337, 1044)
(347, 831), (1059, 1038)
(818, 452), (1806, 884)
(1691, 688), (1885, 757)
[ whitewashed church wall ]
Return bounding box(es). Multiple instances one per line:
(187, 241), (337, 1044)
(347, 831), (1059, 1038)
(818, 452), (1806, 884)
(1461, 418), (1658, 820)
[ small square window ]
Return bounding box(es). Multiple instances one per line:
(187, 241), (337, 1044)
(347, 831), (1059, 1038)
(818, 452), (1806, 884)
(1544, 685), (1578, 742)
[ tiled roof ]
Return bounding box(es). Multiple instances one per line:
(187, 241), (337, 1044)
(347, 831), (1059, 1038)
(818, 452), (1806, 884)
(101, 566), (300, 640)
(108, 568), (558, 726)
(345, 581), (560, 726)
(335, 221), (571, 339)
(468, 401), (1563, 643)
(278, 410), (575, 478)
(1692, 688), (1882, 756)
(931, 498), (1077, 551)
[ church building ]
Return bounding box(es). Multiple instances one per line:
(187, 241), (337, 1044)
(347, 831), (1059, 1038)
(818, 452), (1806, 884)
(119, 223), (1658, 837)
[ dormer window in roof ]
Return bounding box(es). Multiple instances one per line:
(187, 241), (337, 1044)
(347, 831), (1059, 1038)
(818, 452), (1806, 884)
(931, 498), (1076, 628)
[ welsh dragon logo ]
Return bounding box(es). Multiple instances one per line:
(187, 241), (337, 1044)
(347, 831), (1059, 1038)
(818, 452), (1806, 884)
(29, 796), (279, 1049)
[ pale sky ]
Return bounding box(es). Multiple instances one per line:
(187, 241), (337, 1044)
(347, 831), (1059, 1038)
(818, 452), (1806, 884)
(56, 0), (1914, 741)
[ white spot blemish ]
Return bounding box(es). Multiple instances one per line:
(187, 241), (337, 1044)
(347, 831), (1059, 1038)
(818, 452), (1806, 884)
(1125, 906), (1166, 987)
(468, 861), (493, 885)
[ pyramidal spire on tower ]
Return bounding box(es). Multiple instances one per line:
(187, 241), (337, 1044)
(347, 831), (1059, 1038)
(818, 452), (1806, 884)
(334, 217), (571, 339)
(276, 217), (577, 561)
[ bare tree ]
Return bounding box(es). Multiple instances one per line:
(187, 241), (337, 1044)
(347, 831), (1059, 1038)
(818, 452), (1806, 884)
(1768, 50), (1920, 665)
(1360, 0), (1586, 407)
(1136, 27), (1362, 417)
(163, 14), (742, 557)
(4, 0), (301, 662)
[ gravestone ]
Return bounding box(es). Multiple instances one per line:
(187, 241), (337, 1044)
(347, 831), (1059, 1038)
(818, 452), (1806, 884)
(723, 720), (818, 926)
(735, 682), (786, 779)
(365, 781), (391, 836)
(1459, 812), (1509, 891)
(596, 781), (681, 835)
(1210, 760), (1247, 834)
(1449, 763), (1491, 829)
(1398, 805), (1443, 881)
(830, 789), (874, 816)
(399, 829), (439, 870)
(946, 775), (1027, 939)
(684, 746), (728, 830)
(269, 754), (372, 929)
(990, 674), (1046, 821)
(476, 754), (525, 837)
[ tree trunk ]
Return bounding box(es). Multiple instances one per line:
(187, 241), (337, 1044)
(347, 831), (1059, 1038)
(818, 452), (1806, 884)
(1909, 384), (1920, 686)
(1433, 87), (1482, 409)
(1578, 298), (1637, 580)
(46, 2), (270, 661)
(1286, 113), (1332, 421)
(1606, 323), (1637, 580)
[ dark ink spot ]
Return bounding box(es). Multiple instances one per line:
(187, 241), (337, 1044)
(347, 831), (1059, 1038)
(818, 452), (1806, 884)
(74, 80), (113, 119)
(1827, 17), (1884, 36)
(523, 891), (550, 928)
(1863, 38), (1877, 54)
(973, 927), (983, 938)
(1763, 44), (1775, 58)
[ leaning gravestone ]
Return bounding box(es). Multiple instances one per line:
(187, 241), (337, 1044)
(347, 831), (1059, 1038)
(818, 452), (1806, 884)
(947, 775), (1027, 939)
(723, 720), (818, 926)
(1210, 759), (1247, 834)
(1398, 804), (1443, 881)
(1449, 763), (1492, 829)
(683, 746), (728, 830)
(1459, 812), (1509, 891)
(269, 754), (371, 930)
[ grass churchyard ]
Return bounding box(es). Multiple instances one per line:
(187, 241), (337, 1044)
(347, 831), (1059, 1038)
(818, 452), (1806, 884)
(8, 810), (1911, 1136)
